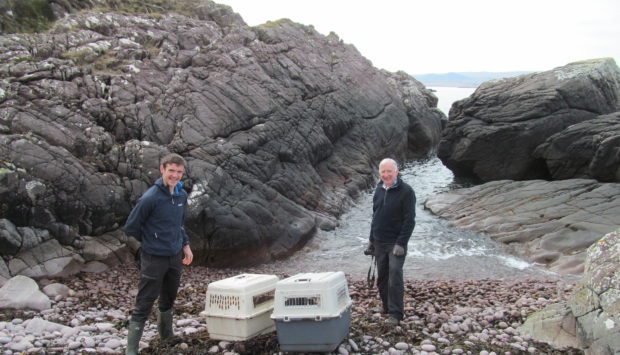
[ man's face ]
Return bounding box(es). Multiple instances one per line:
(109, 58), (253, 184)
(379, 162), (398, 187)
(160, 163), (185, 190)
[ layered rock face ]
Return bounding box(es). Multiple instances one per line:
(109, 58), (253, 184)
(533, 112), (620, 182)
(0, 1), (444, 278)
(424, 179), (620, 275)
(519, 228), (620, 354)
(438, 58), (620, 182)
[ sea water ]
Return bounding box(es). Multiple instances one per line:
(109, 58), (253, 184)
(272, 158), (560, 280)
(270, 87), (564, 281)
(429, 86), (476, 116)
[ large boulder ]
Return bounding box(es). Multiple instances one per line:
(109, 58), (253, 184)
(424, 179), (620, 275)
(519, 228), (620, 354)
(438, 58), (620, 182)
(0, 1), (444, 274)
(0, 275), (51, 311)
(533, 112), (620, 182)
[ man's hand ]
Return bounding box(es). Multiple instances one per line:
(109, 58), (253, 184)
(392, 244), (405, 256)
(363, 241), (374, 256)
(182, 244), (193, 265)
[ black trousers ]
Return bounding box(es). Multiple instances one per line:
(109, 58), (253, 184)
(374, 241), (406, 320)
(130, 249), (183, 323)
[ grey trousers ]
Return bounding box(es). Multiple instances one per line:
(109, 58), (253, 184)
(130, 250), (183, 323)
(374, 241), (406, 320)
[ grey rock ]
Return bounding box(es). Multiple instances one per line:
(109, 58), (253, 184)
(520, 229), (620, 355)
(438, 58), (620, 182)
(0, 275), (51, 311)
(568, 229), (620, 354)
(534, 112), (620, 182)
(8, 239), (85, 278)
(518, 302), (581, 349)
(425, 179), (620, 274)
(0, 3), (444, 273)
(0, 258), (9, 284)
(0, 219), (21, 255)
(24, 317), (75, 336)
(42, 283), (72, 299)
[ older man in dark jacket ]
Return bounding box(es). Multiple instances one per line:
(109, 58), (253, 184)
(366, 158), (416, 326)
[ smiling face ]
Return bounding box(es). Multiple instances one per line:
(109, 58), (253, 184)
(160, 163), (185, 193)
(379, 160), (398, 188)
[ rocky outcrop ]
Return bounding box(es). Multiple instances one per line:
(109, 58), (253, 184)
(424, 179), (620, 275)
(438, 58), (620, 182)
(519, 228), (620, 354)
(533, 112), (620, 182)
(0, 1), (444, 278)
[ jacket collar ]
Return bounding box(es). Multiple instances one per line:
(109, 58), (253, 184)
(378, 176), (401, 189)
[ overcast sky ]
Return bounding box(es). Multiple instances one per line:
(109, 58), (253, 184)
(214, 0), (620, 74)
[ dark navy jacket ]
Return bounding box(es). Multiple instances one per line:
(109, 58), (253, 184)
(124, 178), (189, 256)
(370, 176), (416, 247)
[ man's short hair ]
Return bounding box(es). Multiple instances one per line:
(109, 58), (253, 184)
(379, 158), (398, 170)
(160, 153), (186, 168)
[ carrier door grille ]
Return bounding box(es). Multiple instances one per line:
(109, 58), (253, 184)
(284, 295), (321, 307)
(209, 294), (240, 310)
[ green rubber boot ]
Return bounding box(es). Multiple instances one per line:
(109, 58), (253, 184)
(125, 321), (144, 355)
(157, 308), (174, 340)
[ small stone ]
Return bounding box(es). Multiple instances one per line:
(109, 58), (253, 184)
(421, 344), (436, 352)
(105, 338), (122, 349)
(348, 339), (359, 352)
(80, 337), (94, 348)
(395, 342), (409, 350)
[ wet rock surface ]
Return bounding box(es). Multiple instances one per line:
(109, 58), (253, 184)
(425, 179), (620, 275)
(0, 265), (583, 354)
(438, 58), (620, 182)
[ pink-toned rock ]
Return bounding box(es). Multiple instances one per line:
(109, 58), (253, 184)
(0, 275), (51, 311)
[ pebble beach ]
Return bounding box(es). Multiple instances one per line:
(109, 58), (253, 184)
(0, 262), (583, 355)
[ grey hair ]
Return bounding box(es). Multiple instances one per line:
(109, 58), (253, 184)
(379, 158), (398, 170)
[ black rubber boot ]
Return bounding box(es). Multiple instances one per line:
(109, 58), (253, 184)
(125, 320), (144, 355)
(157, 308), (174, 340)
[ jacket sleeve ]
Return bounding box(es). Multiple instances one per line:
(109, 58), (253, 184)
(181, 195), (189, 246)
(369, 188), (378, 242)
(123, 195), (153, 241)
(396, 187), (416, 247)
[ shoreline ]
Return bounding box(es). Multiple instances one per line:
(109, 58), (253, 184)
(0, 263), (583, 354)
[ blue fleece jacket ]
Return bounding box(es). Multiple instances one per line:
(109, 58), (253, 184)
(369, 177), (416, 247)
(124, 178), (189, 256)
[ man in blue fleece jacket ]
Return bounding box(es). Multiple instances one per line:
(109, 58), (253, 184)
(123, 153), (193, 355)
(366, 158), (416, 326)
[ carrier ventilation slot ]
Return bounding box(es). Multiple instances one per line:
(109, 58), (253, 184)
(284, 295), (321, 307)
(209, 294), (240, 310)
(253, 290), (274, 307)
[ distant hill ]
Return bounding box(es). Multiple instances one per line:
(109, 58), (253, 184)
(413, 71), (535, 87)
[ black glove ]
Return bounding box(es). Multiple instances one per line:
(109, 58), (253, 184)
(392, 244), (405, 256)
(363, 242), (375, 256)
